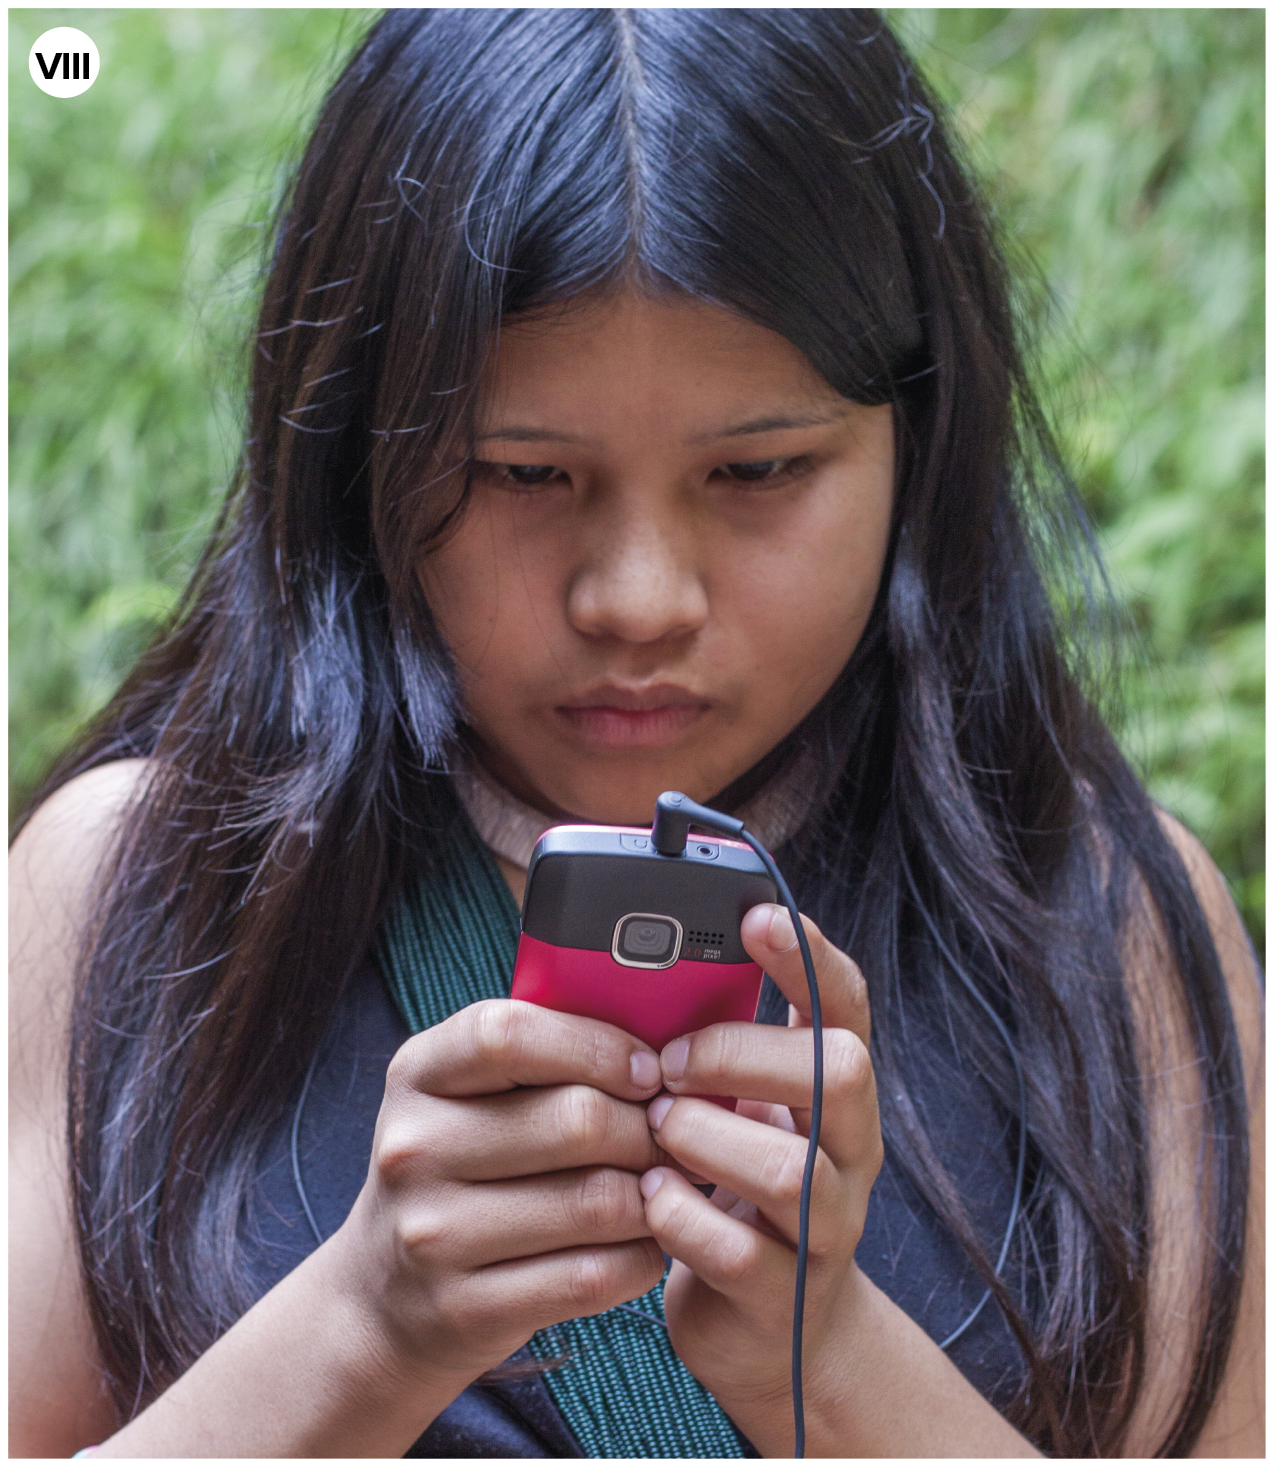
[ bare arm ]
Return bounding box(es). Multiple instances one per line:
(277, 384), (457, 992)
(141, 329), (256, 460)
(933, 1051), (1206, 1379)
(10, 762), (147, 1455)
(1125, 815), (1264, 1458)
(9, 762), (427, 1455)
(642, 907), (1036, 1457)
(642, 825), (1262, 1458)
(10, 763), (669, 1457)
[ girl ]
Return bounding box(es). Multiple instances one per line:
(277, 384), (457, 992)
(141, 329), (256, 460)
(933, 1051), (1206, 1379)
(10, 10), (1262, 1458)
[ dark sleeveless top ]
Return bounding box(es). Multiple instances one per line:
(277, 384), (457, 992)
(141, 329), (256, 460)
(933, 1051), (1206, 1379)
(238, 932), (1027, 1456)
(233, 786), (1027, 1449)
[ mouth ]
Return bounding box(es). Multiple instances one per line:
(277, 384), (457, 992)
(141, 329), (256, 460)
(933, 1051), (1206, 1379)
(555, 684), (712, 750)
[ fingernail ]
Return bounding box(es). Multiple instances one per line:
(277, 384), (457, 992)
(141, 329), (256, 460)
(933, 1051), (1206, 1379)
(640, 1168), (666, 1200)
(661, 1036), (689, 1082)
(768, 905), (797, 951)
(631, 1050), (661, 1089)
(647, 1095), (674, 1131)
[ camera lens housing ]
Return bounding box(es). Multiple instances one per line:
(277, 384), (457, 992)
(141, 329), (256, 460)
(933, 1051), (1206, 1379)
(612, 912), (683, 969)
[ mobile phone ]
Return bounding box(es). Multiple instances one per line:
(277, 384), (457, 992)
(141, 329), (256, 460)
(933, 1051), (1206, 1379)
(509, 824), (778, 1102)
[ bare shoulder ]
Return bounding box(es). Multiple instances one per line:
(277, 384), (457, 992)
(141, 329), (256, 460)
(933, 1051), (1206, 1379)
(11, 759), (153, 1069)
(9, 759), (152, 1455)
(12, 755), (152, 877)
(1126, 809), (1264, 1458)
(1154, 808), (1263, 1093)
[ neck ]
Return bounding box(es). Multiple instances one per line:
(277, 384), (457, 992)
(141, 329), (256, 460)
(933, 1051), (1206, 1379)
(452, 743), (821, 873)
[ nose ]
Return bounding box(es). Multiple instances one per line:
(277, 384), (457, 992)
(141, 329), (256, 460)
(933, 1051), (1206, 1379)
(566, 506), (710, 646)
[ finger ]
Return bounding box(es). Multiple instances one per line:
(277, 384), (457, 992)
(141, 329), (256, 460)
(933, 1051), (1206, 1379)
(390, 998), (663, 1101)
(648, 1095), (878, 1252)
(469, 1238), (667, 1333)
(659, 1023), (877, 1166)
(377, 1082), (665, 1185)
(639, 1167), (793, 1307)
(405, 1167), (653, 1269)
(739, 905), (870, 1045)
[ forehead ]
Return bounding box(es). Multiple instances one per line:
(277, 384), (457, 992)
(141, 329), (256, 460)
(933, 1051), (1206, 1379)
(477, 290), (846, 432)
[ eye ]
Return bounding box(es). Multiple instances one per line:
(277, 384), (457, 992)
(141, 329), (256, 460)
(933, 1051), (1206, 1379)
(725, 459), (782, 482)
(718, 456), (811, 485)
(472, 460), (567, 490)
(503, 463), (560, 486)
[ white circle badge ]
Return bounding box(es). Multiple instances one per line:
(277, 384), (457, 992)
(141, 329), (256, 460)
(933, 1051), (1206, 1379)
(30, 27), (99, 98)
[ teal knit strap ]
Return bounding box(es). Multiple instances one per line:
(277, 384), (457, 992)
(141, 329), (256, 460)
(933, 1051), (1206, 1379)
(525, 1283), (745, 1458)
(376, 797), (746, 1459)
(379, 806), (522, 1033)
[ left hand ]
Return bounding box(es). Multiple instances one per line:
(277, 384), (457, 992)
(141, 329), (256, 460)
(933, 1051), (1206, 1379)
(638, 902), (881, 1451)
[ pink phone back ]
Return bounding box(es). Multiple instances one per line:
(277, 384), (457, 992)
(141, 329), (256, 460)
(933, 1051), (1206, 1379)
(511, 932), (764, 1055)
(509, 823), (776, 1109)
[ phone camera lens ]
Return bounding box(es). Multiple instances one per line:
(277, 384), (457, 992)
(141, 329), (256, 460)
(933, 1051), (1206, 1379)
(616, 914), (679, 965)
(625, 920), (671, 955)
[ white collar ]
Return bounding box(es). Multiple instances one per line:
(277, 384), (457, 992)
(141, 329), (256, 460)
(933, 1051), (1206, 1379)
(452, 747), (820, 871)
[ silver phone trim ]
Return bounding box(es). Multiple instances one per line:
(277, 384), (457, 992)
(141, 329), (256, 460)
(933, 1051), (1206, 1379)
(611, 912), (684, 970)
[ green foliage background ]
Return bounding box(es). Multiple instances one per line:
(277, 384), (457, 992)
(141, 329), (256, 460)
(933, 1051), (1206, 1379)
(10, 10), (1265, 945)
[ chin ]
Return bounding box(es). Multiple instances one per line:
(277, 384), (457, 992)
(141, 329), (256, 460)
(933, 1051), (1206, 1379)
(565, 789), (662, 827)
(562, 765), (719, 828)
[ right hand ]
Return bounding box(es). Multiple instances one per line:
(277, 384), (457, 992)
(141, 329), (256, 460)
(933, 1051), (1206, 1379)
(332, 997), (668, 1385)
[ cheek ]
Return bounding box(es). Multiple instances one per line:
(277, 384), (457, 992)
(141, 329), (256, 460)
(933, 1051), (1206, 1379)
(418, 499), (562, 676)
(419, 547), (492, 663)
(722, 565), (866, 708)
(728, 496), (891, 684)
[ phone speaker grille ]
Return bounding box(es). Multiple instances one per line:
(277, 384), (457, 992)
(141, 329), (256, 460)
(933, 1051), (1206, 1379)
(686, 930), (725, 947)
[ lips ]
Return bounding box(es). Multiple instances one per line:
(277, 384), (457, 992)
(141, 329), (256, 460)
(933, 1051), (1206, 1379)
(555, 684), (712, 749)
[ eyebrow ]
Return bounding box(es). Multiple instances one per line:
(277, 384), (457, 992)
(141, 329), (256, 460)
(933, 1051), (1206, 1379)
(473, 427), (589, 445)
(689, 410), (846, 443)
(475, 409), (846, 448)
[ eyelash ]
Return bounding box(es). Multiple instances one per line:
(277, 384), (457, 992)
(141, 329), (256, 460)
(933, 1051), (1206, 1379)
(479, 462), (568, 488)
(472, 456), (814, 491)
(715, 456), (812, 486)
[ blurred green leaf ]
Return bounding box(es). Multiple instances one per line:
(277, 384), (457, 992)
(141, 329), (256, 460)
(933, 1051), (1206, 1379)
(9, 7), (370, 801)
(11, 10), (1264, 947)
(891, 9), (1264, 947)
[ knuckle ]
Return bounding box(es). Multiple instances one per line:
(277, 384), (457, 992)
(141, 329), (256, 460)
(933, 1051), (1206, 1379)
(401, 1204), (449, 1257)
(583, 1022), (617, 1081)
(647, 1177), (683, 1233)
(384, 1046), (410, 1092)
(843, 956), (870, 1020)
(572, 1167), (632, 1235)
(565, 1248), (618, 1310)
(633, 1238), (667, 1288)
(811, 1145), (840, 1197)
(696, 1023), (744, 1083)
(385, 1031), (429, 1094)
(714, 1228), (761, 1284)
(802, 916), (835, 970)
(374, 1119), (423, 1190)
(808, 922), (868, 1001)
(558, 1084), (608, 1152)
(823, 1029), (872, 1102)
(843, 952), (867, 998)
(470, 998), (517, 1062)
(760, 1142), (807, 1206)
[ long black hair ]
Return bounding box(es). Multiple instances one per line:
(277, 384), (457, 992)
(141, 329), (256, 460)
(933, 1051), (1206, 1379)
(30, 10), (1246, 1453)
